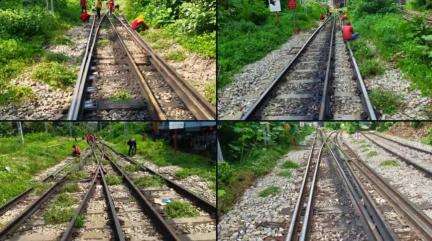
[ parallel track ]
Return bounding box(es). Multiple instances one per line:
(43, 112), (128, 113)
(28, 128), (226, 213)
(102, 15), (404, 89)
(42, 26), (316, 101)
(67, 15), (215, 120)
(337, 133), (432, 240)
(242, 16), (376, 120)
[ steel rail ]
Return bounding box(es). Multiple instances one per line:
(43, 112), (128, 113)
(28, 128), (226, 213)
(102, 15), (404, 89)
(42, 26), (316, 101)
(361, 132), (432, 177)
(0, 176), (68, 240)
(285, 133), (319, 241)
(0, 151), (90, 217)
(336, 17), (377, 120)
(103, 154), (183, 241)
(326, 133), (397, 241)
(67, 15), (106, 120)
(368, 132), (432, 155)
(113, 15), (215, 120)
(99, 165), (126, 241)
(99, 141), (216, 215)
(60, 166), (100, 241)
(319, 18), (336, 120)
(338, 134), (432, 240)
(107, 16), (166, 120)
(242, 17), (333, 120)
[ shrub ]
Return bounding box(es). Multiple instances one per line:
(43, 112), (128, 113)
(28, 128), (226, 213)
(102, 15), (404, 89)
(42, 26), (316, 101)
(32, 62), (75, 88)
(369, 89), (403, 115)
(165, 200), (199, 218)
(259, 186), (280, 197)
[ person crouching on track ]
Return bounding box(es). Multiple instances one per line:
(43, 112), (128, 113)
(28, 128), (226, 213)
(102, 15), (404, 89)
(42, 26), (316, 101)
(72, 145), (81, 157)
(342, 22), (359, 41)
(127, 138), (137, 156)
(80, 0), (87, 13)
(95, 0), (102, 19)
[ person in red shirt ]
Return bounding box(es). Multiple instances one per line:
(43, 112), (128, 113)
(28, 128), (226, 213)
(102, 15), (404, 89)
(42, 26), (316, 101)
(80, 0), (87, 13)
(72, 145), (81, 157)
(342, 22), (358, 41)
(108, 0), (115, 15)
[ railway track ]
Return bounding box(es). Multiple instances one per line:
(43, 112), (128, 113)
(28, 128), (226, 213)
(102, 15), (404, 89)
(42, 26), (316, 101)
(67, 14), (215, 120)
(0, 141), (215, 241)
(242, 16), (376, 120)
(336, 132), (432, 240)
(97, 142), (216, 240)
(361, 132), (432, 177)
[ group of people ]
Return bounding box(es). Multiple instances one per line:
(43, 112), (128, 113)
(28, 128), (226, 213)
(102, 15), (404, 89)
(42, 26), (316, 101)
(80, 0), (116, 19)
(72, 134), (137, 157)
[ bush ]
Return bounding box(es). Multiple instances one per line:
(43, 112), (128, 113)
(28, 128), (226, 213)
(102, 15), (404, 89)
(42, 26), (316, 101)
(32, 62), (75, 88)
(351, 0), (399, 16)
(369, 89), (403, 115)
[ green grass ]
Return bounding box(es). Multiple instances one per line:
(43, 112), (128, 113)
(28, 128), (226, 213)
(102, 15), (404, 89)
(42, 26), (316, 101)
(369, 89), (404, 115)
(98, 39), (110, 47)
(43, 193), (77, 224)
(164, 200), (199, 218)
(101, 133), (215, 188)
(70, 170), (89, 181)
(33, 182), (50, 195)
(105, 174), (122, 186)
(204, 82), (216, 105)
(110, 91), (133, 103)
(61, 182), (80, 193)
(218, 2), (325, 89)
(0, 0), (83, 104)
(124, 164), (140, 173)
(259, 186), (280, 197)
(0, 133), (85, 206)
(367, 150), (378, 157)
(74, 214), (85, 228)
(166, 50), (187, 62)
(278, 170), (292, 178)
(32, 62), (76, 89)
(134, 176), (164, 188)
(349, 10), (432, 97)
(281, 160), (300, 169)
(380, 160), (399, 167)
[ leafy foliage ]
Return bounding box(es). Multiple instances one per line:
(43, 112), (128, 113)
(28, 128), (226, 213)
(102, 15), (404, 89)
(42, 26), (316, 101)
(164, 200), (199, 218)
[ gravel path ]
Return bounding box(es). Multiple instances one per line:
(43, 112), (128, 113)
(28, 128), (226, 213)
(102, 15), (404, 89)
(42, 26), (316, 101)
(218, 149), (309, 240)
(218, 24), (321, 119)
(342, 132), (432, 219)
(0, 20), (93, 120)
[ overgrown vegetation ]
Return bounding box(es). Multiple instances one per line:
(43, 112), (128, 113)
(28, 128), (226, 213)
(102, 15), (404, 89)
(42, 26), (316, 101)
(44, 193), (76, 224)
(0, 0), (82, 104)
(380, 159), (399, 167)
(110, 90), (133, 103)
(32, 62), (76, 88)
(165, 200), (199, 218)
(98, 123), (215, 189)
(348, 0), (432, 97)
(120, 0), (215, 58)
(105, 174), (122, 186)
(218, 0), (325, 88)
(259, 186), (280, 197)
(0, 131), (85, 206)
(218, 122), (313, 213)
(134, 176), (164, 188)
(369, 88), (404, 115)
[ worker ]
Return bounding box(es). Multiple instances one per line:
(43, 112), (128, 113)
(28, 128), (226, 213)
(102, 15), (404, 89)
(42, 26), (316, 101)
(127, 138), (137, 156)
(95, 0), (102, 19)
(80, 0), (87, 13)
(342, 22), (358, 41)
(72, 145), (81, 157)
(108, 0), (115, 15)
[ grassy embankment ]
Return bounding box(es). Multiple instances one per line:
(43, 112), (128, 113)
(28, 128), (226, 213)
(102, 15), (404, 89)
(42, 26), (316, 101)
(0, 133), (86, 206)
(0, 0), (84, 105)
(218, 122), (314, 213)
(117, 0), (216, 104)
(218, 0), (326, 89)
(99, 125), (215, 190)
(346, 0), (432, 115)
